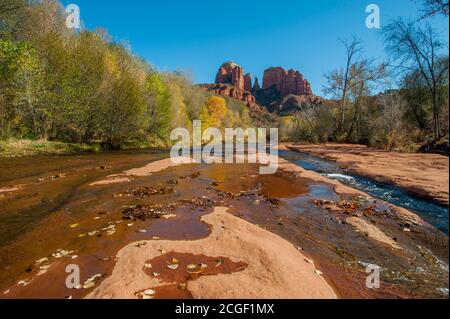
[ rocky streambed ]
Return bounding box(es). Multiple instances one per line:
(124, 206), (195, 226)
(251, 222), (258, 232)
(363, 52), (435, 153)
(0, 149), (448, 299)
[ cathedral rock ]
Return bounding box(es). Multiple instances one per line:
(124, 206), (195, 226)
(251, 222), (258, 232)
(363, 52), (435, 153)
(199, 61), (320, 115)
(214, 62), (246, 92)
(262, 67), (313, 97)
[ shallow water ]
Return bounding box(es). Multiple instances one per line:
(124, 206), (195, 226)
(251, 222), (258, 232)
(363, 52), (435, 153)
(279, 150), (449, 235)
(0, 149), (447, 299)
(0, 150), (320, 298)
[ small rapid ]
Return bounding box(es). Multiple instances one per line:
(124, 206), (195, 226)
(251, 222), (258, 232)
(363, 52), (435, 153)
(279, 150), (449, 235)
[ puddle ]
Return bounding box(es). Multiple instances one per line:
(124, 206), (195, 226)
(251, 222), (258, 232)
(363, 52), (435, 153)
(140, 252), (247, 299)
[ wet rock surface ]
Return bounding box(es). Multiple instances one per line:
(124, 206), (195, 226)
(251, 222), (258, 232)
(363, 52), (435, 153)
(139, 252), (247, 299)
(0, 151), (447, 299)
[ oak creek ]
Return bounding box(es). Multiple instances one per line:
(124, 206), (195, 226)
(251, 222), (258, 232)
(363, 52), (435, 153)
(0, 149), (447, 299)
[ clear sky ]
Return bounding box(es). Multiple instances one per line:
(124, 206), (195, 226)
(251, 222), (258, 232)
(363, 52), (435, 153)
(61, 0), (448, 95)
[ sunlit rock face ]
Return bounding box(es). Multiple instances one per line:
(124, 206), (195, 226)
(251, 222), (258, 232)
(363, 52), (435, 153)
(201, 61), (320, 115)
(262, 67), (313, 97)
(215, 61), (246, 92)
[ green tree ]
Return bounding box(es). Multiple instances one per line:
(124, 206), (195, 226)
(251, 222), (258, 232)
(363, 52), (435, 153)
(145, 73), (172, 142)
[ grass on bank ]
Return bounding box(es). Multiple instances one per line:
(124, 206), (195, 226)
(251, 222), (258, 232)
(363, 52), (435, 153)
(0, 138), (172, 158)
(0, 139), (101, 158)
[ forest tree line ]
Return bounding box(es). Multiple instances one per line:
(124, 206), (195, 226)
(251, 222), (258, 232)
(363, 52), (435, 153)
(278, 0), (449, 154)
(0, 0), (253, 150)
(0, 0), (449, 154)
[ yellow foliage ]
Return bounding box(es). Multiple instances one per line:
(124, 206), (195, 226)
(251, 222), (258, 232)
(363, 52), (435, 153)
(200, 96), (228, 129)
(103, 51), (120, 80)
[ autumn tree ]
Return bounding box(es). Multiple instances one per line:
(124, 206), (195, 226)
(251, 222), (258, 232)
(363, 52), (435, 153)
(0, 0), (28, 40)
(199, 96), (228, 130)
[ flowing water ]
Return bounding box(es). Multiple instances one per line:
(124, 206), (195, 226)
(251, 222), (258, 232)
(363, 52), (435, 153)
(0, 149), (447, 299)
(279, 150), (449, 235)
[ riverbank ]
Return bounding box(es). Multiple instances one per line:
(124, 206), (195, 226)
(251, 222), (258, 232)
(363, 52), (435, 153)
(284, 143), (449, 206)
(0, 139), (100, 158)
(0, 139), (170, 158)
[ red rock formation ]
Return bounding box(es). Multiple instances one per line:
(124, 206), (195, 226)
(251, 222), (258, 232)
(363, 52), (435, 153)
(204, 62), (319, 115)
(253, 77), (261, 92)
(198, 83), (258, 108)
(244, 73), (252, 92)
(275, 94), (322, 114)
(215, 62), (245, 92)
(262, 67), (313, 97)
(210, 62), (259, 107)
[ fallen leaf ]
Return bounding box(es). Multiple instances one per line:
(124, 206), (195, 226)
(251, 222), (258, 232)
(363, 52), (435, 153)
(35, 257), (48, 265)
(167, 264), (179, 270)
(215, 260), (224, 267)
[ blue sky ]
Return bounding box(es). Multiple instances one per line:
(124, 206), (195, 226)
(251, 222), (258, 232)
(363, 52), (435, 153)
(62, 0), (448, 95)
